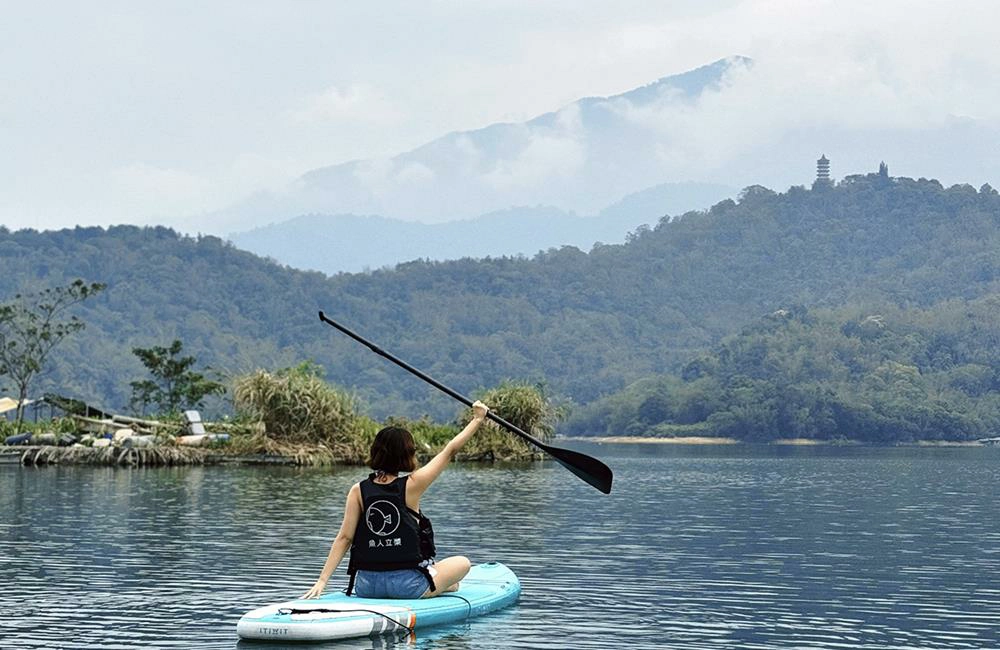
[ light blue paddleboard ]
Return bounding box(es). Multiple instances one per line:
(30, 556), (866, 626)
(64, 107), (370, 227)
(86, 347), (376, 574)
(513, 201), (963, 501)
(237, 561), (520, 641)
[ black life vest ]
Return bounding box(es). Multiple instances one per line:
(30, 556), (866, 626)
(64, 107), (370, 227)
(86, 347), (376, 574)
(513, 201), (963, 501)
(346, 474), (436, 596)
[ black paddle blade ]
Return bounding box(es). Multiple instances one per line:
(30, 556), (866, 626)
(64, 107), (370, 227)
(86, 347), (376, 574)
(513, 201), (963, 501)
(543, 444), (614, 494)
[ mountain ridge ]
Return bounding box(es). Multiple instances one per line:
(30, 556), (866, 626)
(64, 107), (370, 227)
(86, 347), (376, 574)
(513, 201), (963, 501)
(301, 56), (749, 187)
(198, 57), (749, 233)
(2, 171), (998, 427)
(227, 181), (734, 274)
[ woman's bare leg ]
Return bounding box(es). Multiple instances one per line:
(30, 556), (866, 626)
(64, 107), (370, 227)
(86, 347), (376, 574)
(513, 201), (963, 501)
(422, 555), (471, 598)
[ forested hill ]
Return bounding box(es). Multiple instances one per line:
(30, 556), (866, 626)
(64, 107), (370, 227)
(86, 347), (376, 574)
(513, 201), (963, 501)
(1, 173), (999, 423)
(568, 299), (1000, 442)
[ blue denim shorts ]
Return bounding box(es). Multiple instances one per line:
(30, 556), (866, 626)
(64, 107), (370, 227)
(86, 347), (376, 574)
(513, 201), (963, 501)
(354, 568), (430, 599)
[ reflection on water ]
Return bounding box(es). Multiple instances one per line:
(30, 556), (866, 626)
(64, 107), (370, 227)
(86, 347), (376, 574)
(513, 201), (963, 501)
(2, 444), (999, 649)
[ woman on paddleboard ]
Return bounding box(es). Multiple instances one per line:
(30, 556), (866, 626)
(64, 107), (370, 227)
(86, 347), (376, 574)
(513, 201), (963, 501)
(303, 400), (489, 600)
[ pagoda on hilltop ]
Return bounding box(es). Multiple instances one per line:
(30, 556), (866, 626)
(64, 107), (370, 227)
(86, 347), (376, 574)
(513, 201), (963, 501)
(813, 154), (832, 189)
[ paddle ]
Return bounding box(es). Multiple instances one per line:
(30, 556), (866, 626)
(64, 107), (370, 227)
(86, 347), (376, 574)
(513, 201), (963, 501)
(318, 311), (613, 494)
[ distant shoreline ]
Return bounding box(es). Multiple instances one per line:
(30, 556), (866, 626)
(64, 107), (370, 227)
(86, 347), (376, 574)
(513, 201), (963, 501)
(582, 436), (738, 445)
(577, 436), (990, 447)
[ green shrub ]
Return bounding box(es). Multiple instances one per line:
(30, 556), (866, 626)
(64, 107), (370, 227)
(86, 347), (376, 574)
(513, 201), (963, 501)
(381, 415), (458, 452)
(232, 364), (362, 445)
(0, 417), (79, 439)
(461, 382), (565, 458)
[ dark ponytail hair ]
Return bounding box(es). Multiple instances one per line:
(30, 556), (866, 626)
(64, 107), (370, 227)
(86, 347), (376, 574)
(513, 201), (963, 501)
(368, 426), (417, 474)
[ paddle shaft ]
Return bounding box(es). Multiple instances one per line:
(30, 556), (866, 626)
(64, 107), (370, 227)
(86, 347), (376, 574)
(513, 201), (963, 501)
(318, 311), (613, 493)
(318, 311), (545, 448)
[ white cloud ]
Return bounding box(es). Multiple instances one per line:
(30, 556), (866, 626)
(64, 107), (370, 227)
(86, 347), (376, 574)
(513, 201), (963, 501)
(6, 1), (1000, 230)
(483, 105), (586, 190)
(621, 0), (1000, 128)
(453, 135), (485, 171)
(288, 84), (402, 126)
(571, 2), (1000, 184)
(224, 153), (303, 195)
(109, 163), (211, 218)
(109, 156), (307, 227)
(351, 158), (396, 194)
(395, 162), (435, 185)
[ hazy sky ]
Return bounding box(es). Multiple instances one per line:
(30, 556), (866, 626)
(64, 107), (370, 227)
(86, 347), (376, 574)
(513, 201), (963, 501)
(4, 1), (999, 231)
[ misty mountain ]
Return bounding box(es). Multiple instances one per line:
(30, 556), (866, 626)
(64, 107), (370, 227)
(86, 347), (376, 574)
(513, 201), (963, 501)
(298, 57), (746, 221)
(227, 181), (733, 274)
(190, 54), (1000, 238)
(201, 57), (748, 233)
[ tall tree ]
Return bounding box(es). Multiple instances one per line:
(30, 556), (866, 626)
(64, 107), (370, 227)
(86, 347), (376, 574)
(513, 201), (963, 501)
(0, 279), (105, 430)
(129, 340), (225, 415)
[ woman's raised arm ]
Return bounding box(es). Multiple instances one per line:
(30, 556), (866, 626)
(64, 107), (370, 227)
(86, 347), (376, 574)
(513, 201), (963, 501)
(408, 401), (488, 496)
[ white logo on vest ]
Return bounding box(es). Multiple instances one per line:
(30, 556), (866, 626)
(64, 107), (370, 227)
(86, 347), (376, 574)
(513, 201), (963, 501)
(365, 500), (401, 537)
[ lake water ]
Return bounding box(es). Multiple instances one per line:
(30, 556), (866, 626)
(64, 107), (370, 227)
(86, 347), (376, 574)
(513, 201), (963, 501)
(2, 443), (999, 649)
